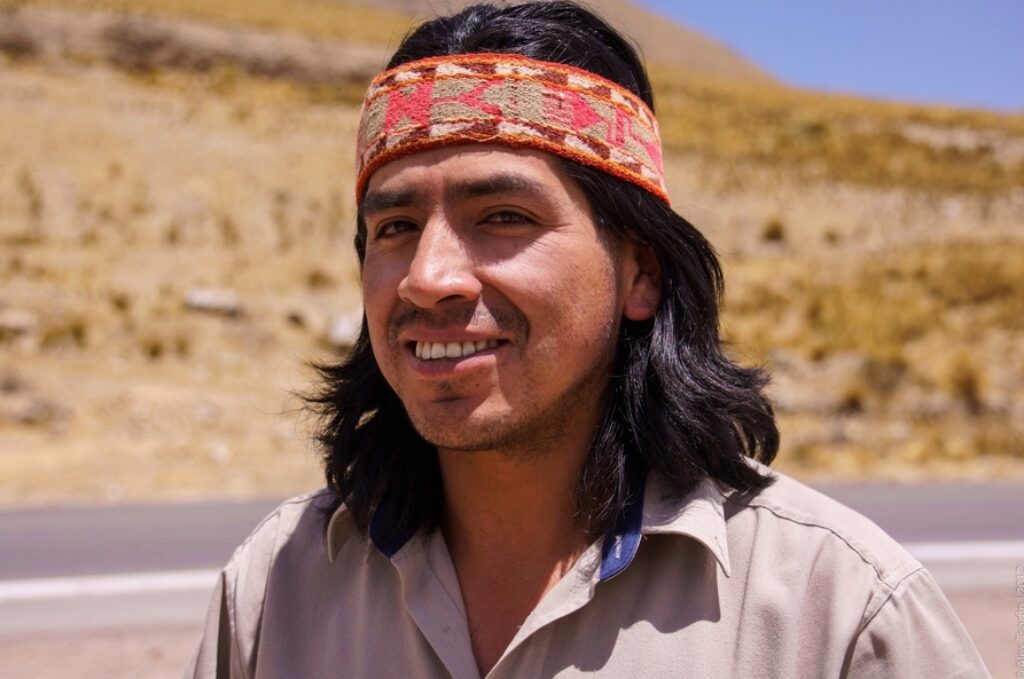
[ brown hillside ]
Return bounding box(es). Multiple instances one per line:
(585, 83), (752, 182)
(1, 0), (772, 82)
(354, 0), (773, 82)
(1, 3), (1023, 506)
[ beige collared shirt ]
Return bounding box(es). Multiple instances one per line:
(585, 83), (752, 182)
(188, 470), (989, 678)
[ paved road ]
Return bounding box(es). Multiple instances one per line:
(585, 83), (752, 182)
(0, 498), (280, 580)
(814, 481), (1024, 543)
(0, 481), (1022, 581)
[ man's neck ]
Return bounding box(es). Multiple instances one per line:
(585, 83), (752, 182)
(439, 447), (590, 562)
(437, 446), (593, 676)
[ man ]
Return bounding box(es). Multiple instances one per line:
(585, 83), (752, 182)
(190, 2), (989, 677)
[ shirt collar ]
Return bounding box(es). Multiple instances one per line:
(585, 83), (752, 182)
(640, 473), (732, 577)
(325, 499), (419, 562)
(326, 504), (356, 562)
(596, 471), (731, 580)
(327, 472), (732, 578)
(597, 472), (647, 581)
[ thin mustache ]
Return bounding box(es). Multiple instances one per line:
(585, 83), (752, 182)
(388, 303), (528, 343)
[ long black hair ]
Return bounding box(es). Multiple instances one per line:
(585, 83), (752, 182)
(309, 1), (778, 547)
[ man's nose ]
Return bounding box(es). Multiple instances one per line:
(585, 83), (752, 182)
(397, 218), (482, 309)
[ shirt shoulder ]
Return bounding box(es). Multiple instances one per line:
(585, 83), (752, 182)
(190, 489), (346, 678)
(221, 490), (348, 643)
(724, 469), (922, 588)
(225, 489), (339, 571)
(714, 471), (994, 675)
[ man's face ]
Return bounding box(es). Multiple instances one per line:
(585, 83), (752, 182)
(360, 145), (654, 454)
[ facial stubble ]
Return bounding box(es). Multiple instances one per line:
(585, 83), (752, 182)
(395, 313), (618, 461)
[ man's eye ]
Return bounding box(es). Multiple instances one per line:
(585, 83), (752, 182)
(375, 220), (418, 239)
(484, 211), (532, 225)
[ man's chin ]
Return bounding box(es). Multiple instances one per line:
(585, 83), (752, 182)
(412, 424), (505, 454)
(407, 407), (520, 454)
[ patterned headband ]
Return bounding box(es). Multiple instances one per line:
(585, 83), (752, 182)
(355, 53), (669, 204)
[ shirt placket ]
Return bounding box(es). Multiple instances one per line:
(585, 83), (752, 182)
(485, 543), (605, 679)
(389, 537), (481, 679)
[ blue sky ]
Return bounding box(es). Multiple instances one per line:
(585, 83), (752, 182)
(636, 0), (1024, 113)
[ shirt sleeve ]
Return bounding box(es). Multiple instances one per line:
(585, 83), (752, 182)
(843, 567), (991, 678)
(185, 571), (243, 679)
(184, 505), (286, 679)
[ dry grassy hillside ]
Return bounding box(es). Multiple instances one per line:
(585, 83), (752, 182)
(355, 0), (772, 81)
(1, 2), (1022, 505)
(0, 0), (771, 80)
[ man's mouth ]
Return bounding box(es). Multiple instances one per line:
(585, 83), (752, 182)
(414, 339), (500, 361)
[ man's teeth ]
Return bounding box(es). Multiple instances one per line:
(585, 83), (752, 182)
(415, 339), (498, 360)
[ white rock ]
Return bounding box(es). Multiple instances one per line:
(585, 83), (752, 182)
(184, 288), (243, 317)
(208, 441), (232, 465)
(0, 394), (68, 427)
(325, 310), (363, 349)
(0, 308), (38, 338)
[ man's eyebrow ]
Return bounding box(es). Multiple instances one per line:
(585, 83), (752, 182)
(361, 172), (553, 215)
(445, 173), (553, 202)
(360, 188), (421, 215)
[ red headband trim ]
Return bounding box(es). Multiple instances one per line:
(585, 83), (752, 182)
(355, 53), (669, 204)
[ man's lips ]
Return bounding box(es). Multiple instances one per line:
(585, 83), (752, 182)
(413, 339), (501, 361)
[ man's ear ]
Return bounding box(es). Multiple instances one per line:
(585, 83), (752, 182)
(621, 241), (662, 322)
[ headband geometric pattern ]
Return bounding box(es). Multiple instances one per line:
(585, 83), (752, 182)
(355, 53), (669, 204)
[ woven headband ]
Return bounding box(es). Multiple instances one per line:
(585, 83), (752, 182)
(355, 53), (669, 204)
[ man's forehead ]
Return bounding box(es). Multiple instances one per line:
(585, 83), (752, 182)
(360, 147), (568, 213)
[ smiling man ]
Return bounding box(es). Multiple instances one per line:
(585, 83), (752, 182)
(189, 2), (989, 678)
